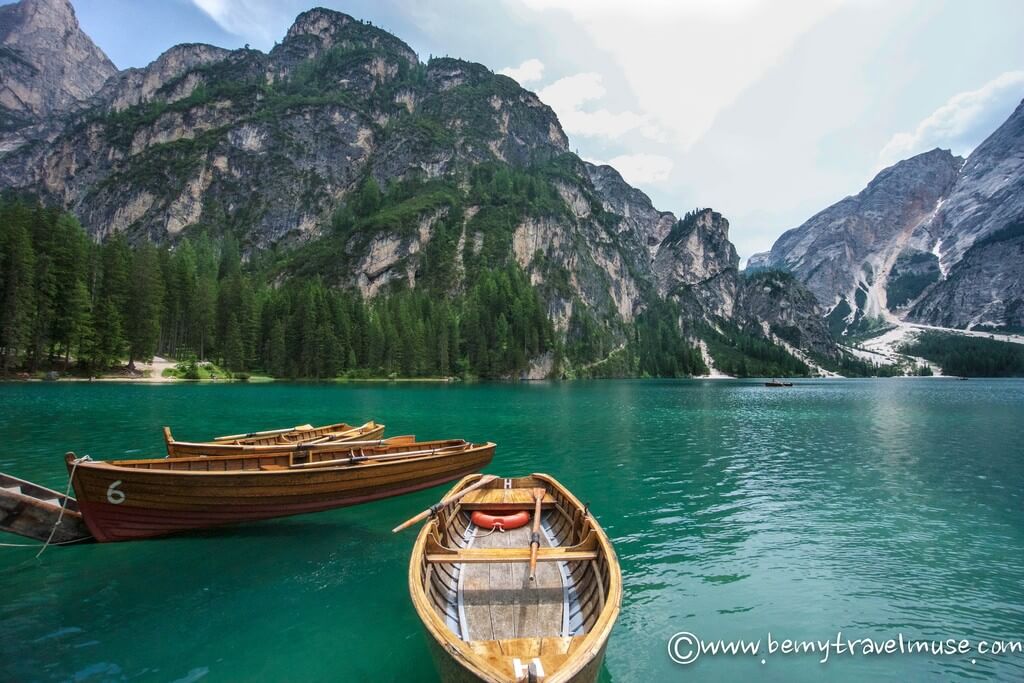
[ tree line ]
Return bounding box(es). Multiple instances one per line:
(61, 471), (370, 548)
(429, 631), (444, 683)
(2, 197), (782, 381)
(0, 199), (556, 379)
(901, 331), (1024, 377)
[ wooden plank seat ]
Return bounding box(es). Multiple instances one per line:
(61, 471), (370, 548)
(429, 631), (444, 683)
(426, 547), (600, 564)
(458, 488), (557, 511)
(425, 531), (599, 564)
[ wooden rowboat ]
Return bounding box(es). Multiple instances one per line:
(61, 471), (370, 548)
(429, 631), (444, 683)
(211, 420), (384, 445)
(163, 420), (386, 457)
(0, 471), (91, 543)
(408, 474), (621, 682)
(66, 439), (495, 542)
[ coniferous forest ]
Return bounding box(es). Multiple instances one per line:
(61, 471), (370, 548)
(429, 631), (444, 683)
(901, 331), (1024, 377)
(0, 198), (709, 380)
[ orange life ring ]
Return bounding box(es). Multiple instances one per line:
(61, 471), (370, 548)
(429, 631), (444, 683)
(471, 510), (530, 531)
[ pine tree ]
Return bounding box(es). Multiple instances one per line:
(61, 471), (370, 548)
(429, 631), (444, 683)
(125, 244), (165, 370)
(223, 313), (244, 371)
(93, 235), (131, 368)
(89, 297), (124, 368)
(28, 207), (59, 370)
(47, 216), (91, 369)
(0, 210), (35, 372)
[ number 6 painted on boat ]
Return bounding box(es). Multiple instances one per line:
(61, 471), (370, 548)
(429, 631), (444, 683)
(107, 480), (125, 505)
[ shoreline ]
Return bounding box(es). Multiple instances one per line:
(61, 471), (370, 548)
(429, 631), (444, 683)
(1, 373), (991, 385)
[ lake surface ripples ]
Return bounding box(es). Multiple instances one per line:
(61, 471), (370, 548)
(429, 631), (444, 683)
(1, 379), (1022, 681)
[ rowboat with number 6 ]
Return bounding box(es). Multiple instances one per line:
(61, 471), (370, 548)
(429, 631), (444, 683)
(406, 473), (622, 682)
(163, 420), (386, 457)
(65, 439), (495, 542)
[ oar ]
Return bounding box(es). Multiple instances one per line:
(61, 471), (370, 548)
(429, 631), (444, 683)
(213, 424), (314, 441)
(392, 475), (498, 533)
(528, 487), (545, 582)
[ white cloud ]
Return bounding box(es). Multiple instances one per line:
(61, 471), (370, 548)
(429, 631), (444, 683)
(879, 71), (1024, 165)
(499, 58), (545, 84)
(190, 0), (292, 48)
(588, 154), (674, 185)
(510, 0), (844, 150)
(537, 73), (663, 140)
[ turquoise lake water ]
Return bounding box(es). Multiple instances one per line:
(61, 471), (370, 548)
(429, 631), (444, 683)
(1, 379), (1022, 681)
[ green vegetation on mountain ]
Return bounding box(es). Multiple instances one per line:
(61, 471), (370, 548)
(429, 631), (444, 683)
(0, 197), (714, 380)
(885, 251), (940, 308)
(0, 197), (562, 379)
(810, 350), (903, 378)
(701, 321), (811, 377)
(900, 331), (1024, 377)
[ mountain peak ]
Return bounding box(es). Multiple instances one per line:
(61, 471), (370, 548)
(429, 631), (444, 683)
(0, 0), (75, 31)
(867, 147), (962, 192)
(0, 0), (116, 134)
(1, 0), (76, 39)
(280, 7), (417, 66)
(285, 7), (356, 40)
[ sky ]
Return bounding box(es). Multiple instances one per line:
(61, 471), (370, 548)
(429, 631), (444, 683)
(71, 0), (1024, 261)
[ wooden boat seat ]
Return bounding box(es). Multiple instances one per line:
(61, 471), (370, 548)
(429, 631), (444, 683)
(259, 464), (288, 471)
(2, 485), (60, 507)
(458, 488), (557, 511)
(425, 529), (599, 564)
(427, 547), (599, 564)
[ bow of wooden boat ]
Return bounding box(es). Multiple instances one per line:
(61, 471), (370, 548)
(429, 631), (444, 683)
(0, 463), (92, 544)
(408, 473), (622, 682)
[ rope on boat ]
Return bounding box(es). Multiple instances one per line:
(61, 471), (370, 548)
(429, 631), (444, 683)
(34, 455), (90, 559)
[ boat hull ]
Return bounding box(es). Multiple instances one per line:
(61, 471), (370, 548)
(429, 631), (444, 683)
(69, 445), (493, 542)
(421, 630), (608, 683)
(409, 474), (622, 683)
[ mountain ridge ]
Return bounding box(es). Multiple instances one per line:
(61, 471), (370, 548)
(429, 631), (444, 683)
(0, 0), (850, 378)
(754, 97), (1024, 336)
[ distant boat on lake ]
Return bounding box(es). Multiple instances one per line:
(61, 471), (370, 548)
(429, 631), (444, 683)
(764, 379), (794, 387)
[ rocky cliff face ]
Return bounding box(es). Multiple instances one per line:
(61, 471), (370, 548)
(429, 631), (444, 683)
(737, 271), (837, 359)
(908, 220), (1024, 329)
(758, 98), (1024, 333)
(0, 4), (832, 369)
(907, 100), (1024, 329)
(1, 8), (568, 247)
(0, 0), (116, 151)
(756, 148), (962, 333)
(653, 209), (740, 319)
(586, 162), (675, 255)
